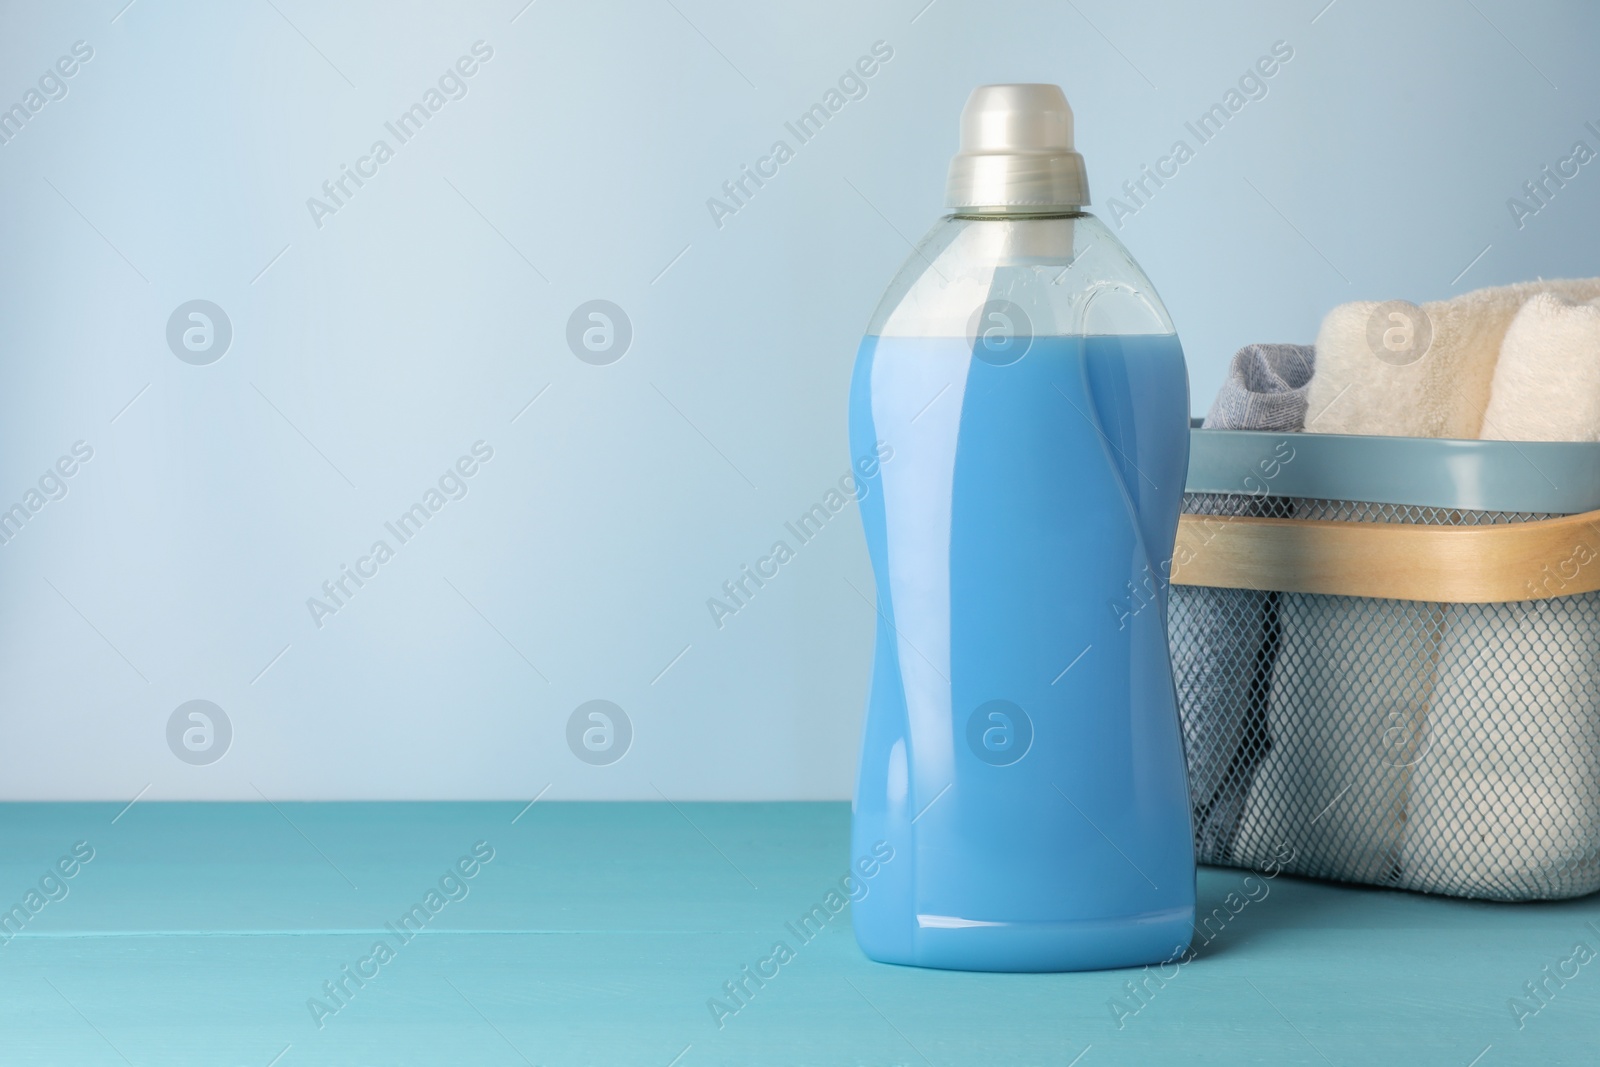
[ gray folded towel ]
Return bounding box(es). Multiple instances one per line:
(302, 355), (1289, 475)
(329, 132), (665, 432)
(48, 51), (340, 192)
(1175, 343), (1314, 863)
(1204, 344), (1315, 432)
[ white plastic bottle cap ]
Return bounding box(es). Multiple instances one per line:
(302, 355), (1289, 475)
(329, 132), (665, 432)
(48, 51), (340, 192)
(945, 84), (1090, 214)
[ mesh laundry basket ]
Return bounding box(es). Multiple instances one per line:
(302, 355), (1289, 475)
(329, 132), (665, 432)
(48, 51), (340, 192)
(1169, 429), (1600, 901)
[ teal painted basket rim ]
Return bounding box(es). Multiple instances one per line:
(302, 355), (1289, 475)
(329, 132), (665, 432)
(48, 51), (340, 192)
(1186, 428), (1600, 514)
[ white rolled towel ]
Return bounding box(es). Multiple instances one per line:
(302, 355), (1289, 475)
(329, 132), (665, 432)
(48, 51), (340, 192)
(1231, 594), (1440, 884)
(1400, 290), (1600, 897)
(1304, 278), (1600, 438)
(1481, 292), (1600, 442)
(1400, 598), (1600, 898)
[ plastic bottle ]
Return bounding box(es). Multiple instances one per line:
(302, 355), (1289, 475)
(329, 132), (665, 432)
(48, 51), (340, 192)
(849, 85), (1196, 972)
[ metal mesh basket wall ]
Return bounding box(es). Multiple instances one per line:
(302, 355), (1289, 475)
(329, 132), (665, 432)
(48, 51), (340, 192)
(1170, 493), (1600, 901)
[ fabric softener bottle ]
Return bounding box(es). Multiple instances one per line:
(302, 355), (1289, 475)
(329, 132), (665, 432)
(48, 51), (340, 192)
(849, 85), (1195, 972)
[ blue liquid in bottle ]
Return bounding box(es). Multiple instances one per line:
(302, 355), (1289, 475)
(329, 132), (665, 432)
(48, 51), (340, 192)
(847, 85), (1195, 972)
(849, 334), (1195, 972)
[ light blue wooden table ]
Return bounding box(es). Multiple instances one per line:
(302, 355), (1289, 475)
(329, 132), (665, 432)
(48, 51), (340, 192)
(0, 802), (1595, 1065)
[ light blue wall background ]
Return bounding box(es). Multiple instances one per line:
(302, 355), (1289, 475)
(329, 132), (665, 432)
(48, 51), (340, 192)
(1, 0), (1595, 799)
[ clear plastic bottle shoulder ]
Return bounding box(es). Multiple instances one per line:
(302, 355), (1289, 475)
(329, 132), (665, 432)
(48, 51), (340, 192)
(865, 212), (1175, 340)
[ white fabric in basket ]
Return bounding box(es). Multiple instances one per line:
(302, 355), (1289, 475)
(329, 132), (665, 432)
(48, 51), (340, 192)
(1231, 592), (1439, 883)
(1400, 597), (1600, 897)
(1481, 292), (1600, 443)
(1305, 278), (1600, 440)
